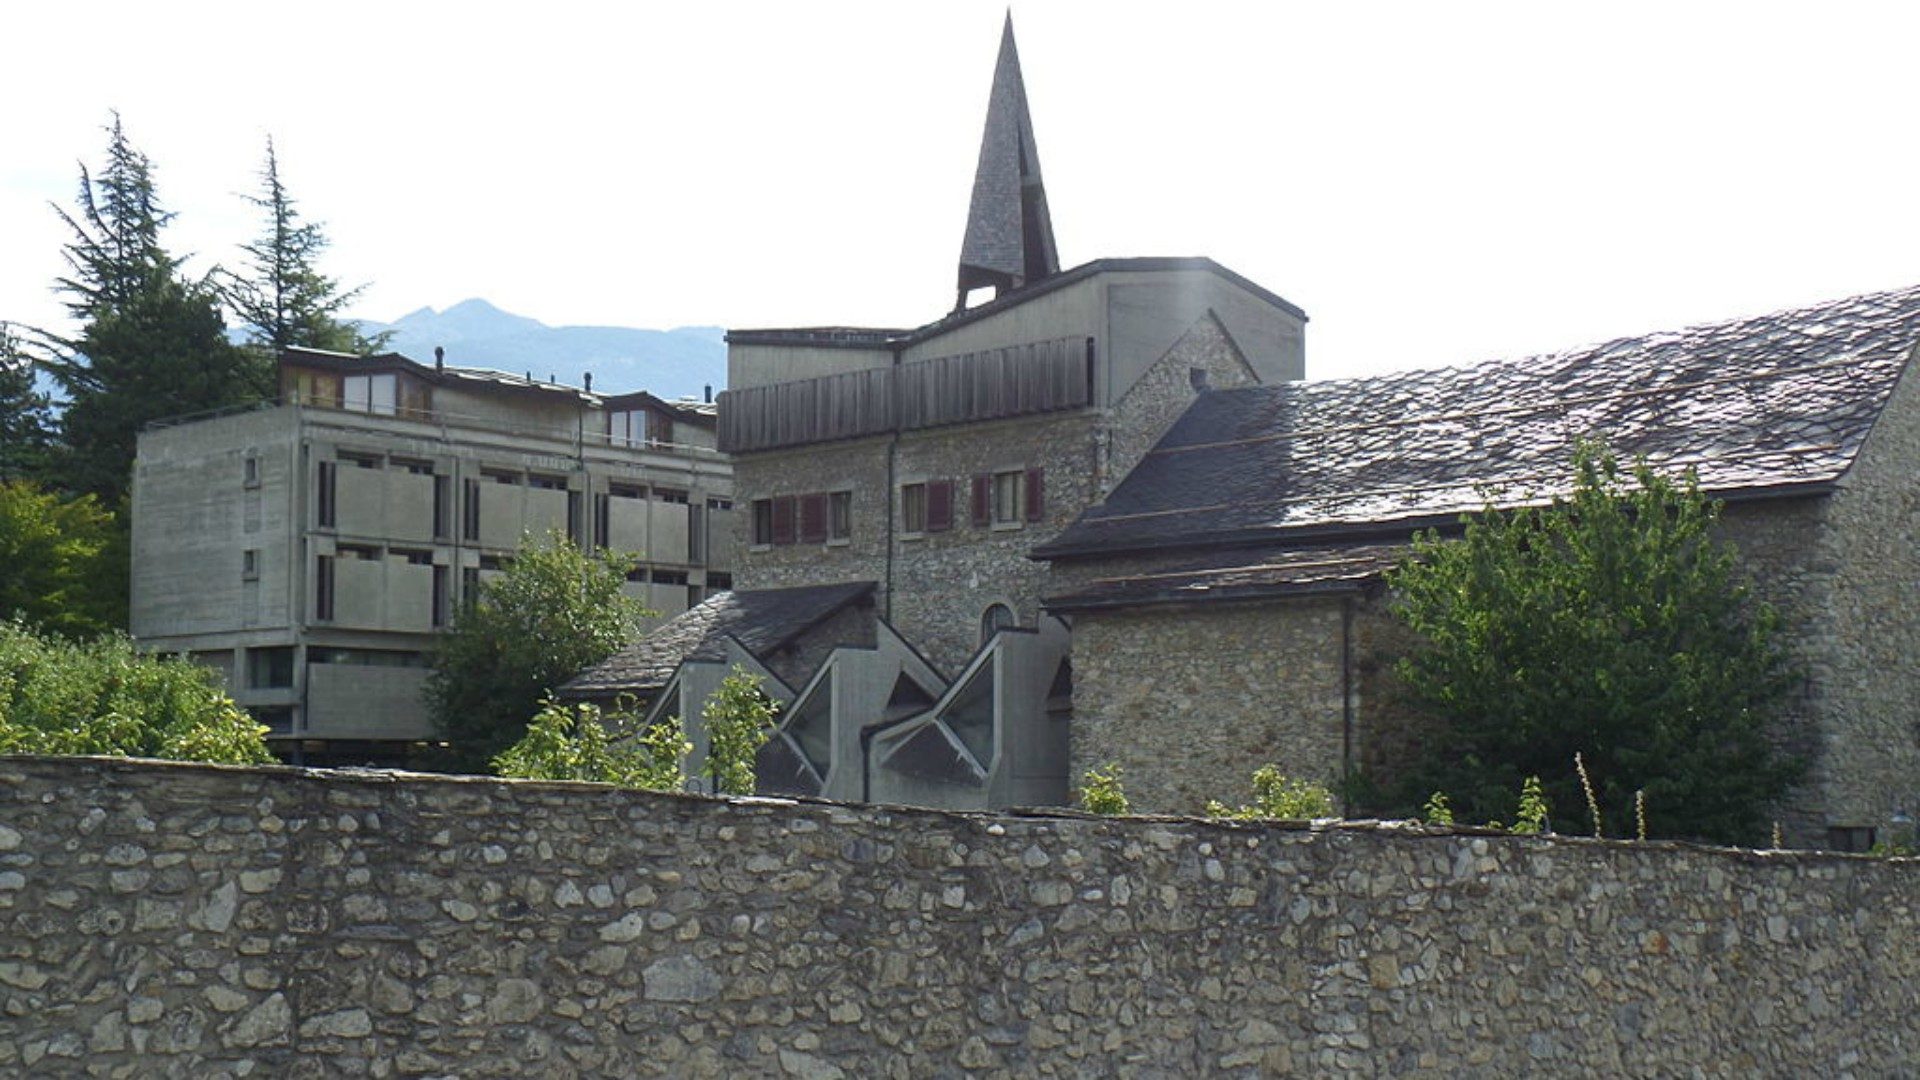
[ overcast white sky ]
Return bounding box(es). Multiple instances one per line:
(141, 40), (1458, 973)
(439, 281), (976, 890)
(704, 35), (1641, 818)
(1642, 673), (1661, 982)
(8, 1), (1920, 381)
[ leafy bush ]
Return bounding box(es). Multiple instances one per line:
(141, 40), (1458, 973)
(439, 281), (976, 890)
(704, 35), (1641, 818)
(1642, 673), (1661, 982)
(1078, 763), (1130, 815)
(1208, 765), (1336, 820)
(493, 698), (687, 790)
(0, 620), (269, 763)
(1389, 440), (1800, 845)
(701, 667), (778, 796)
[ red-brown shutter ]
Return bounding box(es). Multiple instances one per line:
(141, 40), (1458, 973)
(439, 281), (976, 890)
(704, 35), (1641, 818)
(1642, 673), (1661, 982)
(772, 495), (797, 545)
(927, 480), (954, 533)
(799, 493), (828, 543)
(1025, 467), (1045, 523)
(971, 474), (990, 526)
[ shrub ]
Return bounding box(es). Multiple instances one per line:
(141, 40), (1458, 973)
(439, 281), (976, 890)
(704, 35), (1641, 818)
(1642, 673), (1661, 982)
(1208, 765), (1336, 820)
(1078, 763), (1130, 815)
(701, 667), (778, 796)
(493, 698), (687, 791)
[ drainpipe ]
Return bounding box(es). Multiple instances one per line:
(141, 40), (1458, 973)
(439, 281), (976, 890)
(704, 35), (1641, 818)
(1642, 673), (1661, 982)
(1341, 595), (1356, 816)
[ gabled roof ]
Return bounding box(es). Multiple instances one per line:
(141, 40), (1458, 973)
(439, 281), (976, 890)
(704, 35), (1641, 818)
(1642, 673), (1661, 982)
(1037, 284), (1920, 560)
(560, 582), (877, 697)
(1046, 544), (1404, 612)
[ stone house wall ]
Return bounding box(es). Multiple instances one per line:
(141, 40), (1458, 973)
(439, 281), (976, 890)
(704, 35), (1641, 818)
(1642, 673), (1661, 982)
(0, 755), (1913, 1077)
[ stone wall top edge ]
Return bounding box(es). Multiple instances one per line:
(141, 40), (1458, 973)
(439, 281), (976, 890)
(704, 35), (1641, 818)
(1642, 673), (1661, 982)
(5, 754), (1913, 870)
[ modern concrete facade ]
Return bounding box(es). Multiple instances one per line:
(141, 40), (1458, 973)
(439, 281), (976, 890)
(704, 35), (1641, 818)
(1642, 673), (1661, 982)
(132, 348), (734, 766)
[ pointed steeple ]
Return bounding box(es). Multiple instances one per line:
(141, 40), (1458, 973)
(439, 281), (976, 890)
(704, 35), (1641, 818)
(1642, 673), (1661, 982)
(956, 14), (1060, 311)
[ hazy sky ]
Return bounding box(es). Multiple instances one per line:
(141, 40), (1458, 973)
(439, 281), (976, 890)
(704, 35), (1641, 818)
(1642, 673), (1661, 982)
(8, 2), (1920, 381)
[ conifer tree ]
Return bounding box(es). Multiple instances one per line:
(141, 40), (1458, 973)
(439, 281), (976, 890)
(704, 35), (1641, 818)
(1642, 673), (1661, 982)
(0, 324), (54, 483)
(47, 113), (269, 503)
(222, 138), (378, 354)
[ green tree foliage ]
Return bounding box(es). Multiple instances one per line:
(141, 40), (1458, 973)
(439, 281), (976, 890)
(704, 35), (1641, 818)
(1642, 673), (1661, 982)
(0, 324), (55, 483)
(1388, 440), (1800, 846)
(1207, 765), (1337, 820)
(0, 620), (270, 763)
(47, 114), (268, 503)
(0, 480), (123, 637)
(494, 698), (688, 790)
(425, 533), (647, 773)
(1077, 762), (1131, 815)
(222, 138), (379, 355)
(699, 667), (778, 796)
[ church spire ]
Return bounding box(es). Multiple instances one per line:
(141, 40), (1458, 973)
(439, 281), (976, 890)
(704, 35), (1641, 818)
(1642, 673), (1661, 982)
(956, 13), (1059, 311)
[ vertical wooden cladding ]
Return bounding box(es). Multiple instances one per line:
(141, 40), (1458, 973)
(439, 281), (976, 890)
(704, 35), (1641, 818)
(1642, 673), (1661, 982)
(717, 337), (1092, 453)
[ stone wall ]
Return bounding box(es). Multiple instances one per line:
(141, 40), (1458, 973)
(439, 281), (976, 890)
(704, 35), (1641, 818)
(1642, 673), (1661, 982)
(4, 756), (1914, 1078)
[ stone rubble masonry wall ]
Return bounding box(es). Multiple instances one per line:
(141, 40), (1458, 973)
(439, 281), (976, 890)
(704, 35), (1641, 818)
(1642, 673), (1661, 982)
(1, 756), (1914, 1078)
(734, 314), (1251, 678)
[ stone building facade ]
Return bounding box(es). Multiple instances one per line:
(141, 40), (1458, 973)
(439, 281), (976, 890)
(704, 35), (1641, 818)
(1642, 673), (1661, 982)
(133, 348), (734, 767)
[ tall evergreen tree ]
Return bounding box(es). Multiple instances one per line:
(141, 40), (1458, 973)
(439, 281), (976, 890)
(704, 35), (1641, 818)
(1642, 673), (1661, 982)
(222, 138), (378, 355)
(0, 324), (55, 483)
(47, 114), (269, 503)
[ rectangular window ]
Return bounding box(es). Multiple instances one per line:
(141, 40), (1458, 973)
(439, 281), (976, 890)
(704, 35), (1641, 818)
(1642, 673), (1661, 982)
(707, 497), (733, 512)
(392, 547), (432, 566)
(707, 571), (733, 591)
(247, 647), (295, 689)
(771, 495), (796, 545)
(343, 373), (397, 415)
(393, 458), (433, 476)
(654, 488), (689, 505)
(595, 493), (611, 547)
(567, 490), (583, 544)
(799, 493), (828, 544)
(243, 455), (260, 487)
(433, 475), (450, 539)
(432, 566), (449, 628)
(652, 569), (689, 586)
(828, 491), (851, 541)
(609, 482), (645, 500)
(609, 408), (647, 447)
(901, 483), (927, 535)
(315, 556), (335, 621)
(928, 479), (954, 533)
(992, 470), (1023, 526)
(242, 549), (259, 581)
(463, 479), (481, 541)
(481, 468), (520, 486)
(751, 499), (775, 546)
(317, 462), (337, 528)
(527, 474), (567, 490)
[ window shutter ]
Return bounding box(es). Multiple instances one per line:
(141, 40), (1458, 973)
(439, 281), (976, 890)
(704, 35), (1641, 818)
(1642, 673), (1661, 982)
(772, 495), (797, 545)
(1025, 467), (1045, 523)
(799, 493), (828, 543)
(971, 474), (991, 527)
(928, 480), (953, 533)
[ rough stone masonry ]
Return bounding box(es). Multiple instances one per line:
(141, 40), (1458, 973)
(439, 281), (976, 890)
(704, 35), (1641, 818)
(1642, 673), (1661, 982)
(0, 755), (1914, 1078)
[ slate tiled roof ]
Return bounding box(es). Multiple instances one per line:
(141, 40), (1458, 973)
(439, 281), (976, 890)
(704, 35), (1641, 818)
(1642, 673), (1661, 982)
(560, 582), (877, 697)
(1046, 544), (1406, 612)
(1036, 284), (1920, 560)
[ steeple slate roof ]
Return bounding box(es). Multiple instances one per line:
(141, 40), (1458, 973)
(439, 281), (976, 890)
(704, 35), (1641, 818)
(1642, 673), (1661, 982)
(957, 14), (1059, 309)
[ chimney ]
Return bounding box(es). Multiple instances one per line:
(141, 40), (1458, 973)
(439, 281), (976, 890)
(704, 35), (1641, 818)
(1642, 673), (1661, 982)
(584, 372), (593, 392)
(434, 345), (444, 373)
(704, 384), (713, 403)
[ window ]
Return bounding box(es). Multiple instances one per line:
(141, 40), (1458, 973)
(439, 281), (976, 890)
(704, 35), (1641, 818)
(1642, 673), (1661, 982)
(339, 451), (381, 470)
(243, 455), (260, 487)
(608, 408), (647, 447)
(751, 499), (775, 546)
(393, 458), (433, 476)
(315, 556), (334, 620)
(343, 373), (397, 415)
(462, 479), (481, 541)
(242, 549), (259, 581)
(927, 479), (954, 533)
(771, 495), (796, 545)
(567, 490), (583, 544)
(433, 476), (450, 539)
(527, 474), (566, 490)
(992, 470), (1023, 525)
(901, 483), (927, 535)
(247, 647), (295, 689)
(652, 569), (689, 586)
(594, 493), (611, 547)
(707, 497), (733, 512)
(316, 462), (337, 528)
(828, 491), (851, 542)
(609, 482), (645, 500)
(707, 571), (733, 591)
(980, 603), (1016, 644)
(481, 468), (520, 486)
(654, 488), (689, 505)
(392, 548), (432, 566)
(432, 566), (449, 628)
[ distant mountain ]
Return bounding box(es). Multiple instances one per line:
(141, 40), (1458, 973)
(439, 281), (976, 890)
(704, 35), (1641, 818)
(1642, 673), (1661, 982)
(353, 299), (727, 401)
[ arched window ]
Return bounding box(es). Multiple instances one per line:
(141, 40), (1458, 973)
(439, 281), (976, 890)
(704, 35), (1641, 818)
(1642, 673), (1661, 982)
(980, 603), (1016, 645)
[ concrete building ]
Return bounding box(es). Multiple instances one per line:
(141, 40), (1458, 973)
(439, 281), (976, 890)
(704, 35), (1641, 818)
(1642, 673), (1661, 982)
(132, 347), (734, 766)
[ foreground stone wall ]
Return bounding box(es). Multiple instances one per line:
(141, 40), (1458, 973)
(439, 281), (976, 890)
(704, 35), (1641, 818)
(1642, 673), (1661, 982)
(1, 756), (1915, 1078)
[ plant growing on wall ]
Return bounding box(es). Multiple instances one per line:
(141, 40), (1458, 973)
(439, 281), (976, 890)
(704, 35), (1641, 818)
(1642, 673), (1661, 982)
(701, 666), (778, 796)
(1207, 765), (1336, 820)
(1388, 440), (1801, 846)
(0, 620), (271, 763)
(493, 698), (688, 791)
(425, 532), (649, 773)
(1078, 763), (1131, 815)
